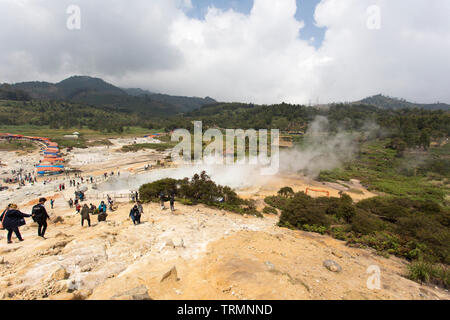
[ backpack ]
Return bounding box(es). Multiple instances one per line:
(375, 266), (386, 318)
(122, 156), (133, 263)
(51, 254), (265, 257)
(0, 209), (7, 230)
(32, 204), (44, 222)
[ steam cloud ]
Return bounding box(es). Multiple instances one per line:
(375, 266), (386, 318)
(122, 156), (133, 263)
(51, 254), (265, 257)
(96, 116), (375, 193)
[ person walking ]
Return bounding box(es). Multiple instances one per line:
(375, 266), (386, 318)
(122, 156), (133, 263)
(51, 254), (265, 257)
(31, 198), (51, 239)
(68, 198), (73, 208)
(50, 199), (55, 209)
(169, 191), (175, 213)
(137, 201), (144, 217)
(98, 201), (108, 222)
(159, 191), (166, 210)
(1, 204), (31, 244)
(129, 204), (141, 225)
(80, 204), (91, 227)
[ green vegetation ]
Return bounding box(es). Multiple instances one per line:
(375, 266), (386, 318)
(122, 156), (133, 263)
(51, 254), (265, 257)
(0, 140), (37, 152)
(139, 171), (261, 217)
(263, 206), (278, 215)
(120, 142), (176, 152)
(268, 189), (450, 288)
(318, 139), (449, 204)
(86, 139), (114, 147)
(408, 261), (449, 289)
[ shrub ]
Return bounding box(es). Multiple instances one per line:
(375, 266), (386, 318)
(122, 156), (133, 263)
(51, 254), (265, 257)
(139, 178), (178, 202)
(278, 192), (331, 229)
(408, 261), (449, 289)
(139, 171), (260, 217)
(278, 187), (294, 198)
(263, 206), (278, 215)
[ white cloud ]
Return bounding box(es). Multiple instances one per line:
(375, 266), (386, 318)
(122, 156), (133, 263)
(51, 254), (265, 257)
(0, 0), (449, 104)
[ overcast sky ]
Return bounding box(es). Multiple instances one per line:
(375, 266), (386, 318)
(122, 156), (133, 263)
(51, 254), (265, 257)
(1, 0), (449, 104)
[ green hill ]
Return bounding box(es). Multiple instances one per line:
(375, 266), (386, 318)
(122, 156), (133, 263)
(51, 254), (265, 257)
(359, 94), (450, 111)
(8, 76), (216, 116)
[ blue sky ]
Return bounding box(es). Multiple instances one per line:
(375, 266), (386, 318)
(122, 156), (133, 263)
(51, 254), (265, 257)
(186, 0), (325, 47)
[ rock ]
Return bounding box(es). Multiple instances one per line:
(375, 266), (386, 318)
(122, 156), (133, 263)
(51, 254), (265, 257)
(51, 266), (70, 281)
(265, 261), (275, 270)
(73, 289), (92, 300)
(55, 232), (68, 238)
(53, 216), (64, 224)
(323, 260), (342, 273)
(165, 239), (175, 247)
(53, 241), (69, 249)
(332, 250), (343, 259)
(54, 280), (70, 293)
(161, 266), (180, 282)
(111, 285), (152, 300)
(172, 237), (184, 248)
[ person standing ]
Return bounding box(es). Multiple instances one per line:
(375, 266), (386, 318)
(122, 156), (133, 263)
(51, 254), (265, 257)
(50, 199), (55, 209)
(137, 201), (144, 217)
(159, 191), (166, 210)
(31, 198), (51, 239)
(169, 191), (175, 213)
(1, 204), (31, 244)
(129, 204), (141, 225)
(80, 204), (91, 227)
(68, 198), (73, 208)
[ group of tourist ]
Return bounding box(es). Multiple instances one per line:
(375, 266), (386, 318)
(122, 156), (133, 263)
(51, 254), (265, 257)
(1, 188), (177, 243)
(0, 197), (50, 243)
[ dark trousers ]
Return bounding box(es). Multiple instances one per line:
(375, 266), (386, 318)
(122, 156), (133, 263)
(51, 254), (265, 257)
(81, 218), (91, 227)
(133, 215), (141, 225)
(38, 221), (47, 237)
(7, 227), (22, 242)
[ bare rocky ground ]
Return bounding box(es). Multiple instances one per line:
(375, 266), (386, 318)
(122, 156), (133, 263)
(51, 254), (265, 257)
(0, 201), (448, 300)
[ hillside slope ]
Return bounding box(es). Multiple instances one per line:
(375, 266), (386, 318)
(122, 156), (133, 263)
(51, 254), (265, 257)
(9, 76), (216, 115)
(359, 94), (450, 111)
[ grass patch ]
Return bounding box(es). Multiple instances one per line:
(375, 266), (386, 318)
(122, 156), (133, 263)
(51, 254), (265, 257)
(120, 142), (176, 152)
(0, 141), (37, 152)
(408, 261), (449, 289)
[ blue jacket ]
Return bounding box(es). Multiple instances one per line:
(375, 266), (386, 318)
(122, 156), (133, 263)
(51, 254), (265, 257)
(98, 204), (107, 213)
(1, 209), (31, 230)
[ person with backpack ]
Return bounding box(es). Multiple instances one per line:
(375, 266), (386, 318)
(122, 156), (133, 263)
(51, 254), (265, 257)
(129, 204), (141, 225)
(98, 201), (107, 214)
(1, 204), (31, 244)
(32, 198), (51, 239)
(137, 201), (144, 216)
(169, 191), (175, 213)
(159, 191), (166, 210)
(80, 204), (91, 227)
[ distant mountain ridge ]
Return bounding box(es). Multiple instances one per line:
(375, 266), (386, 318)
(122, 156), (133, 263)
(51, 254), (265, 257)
(358, 94), (450, 111)
(6, 76), (216, 116)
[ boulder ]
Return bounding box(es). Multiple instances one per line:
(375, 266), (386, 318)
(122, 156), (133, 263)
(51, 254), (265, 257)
(111, 285), (152, 300)
(51, 266), (70, 281)
(53, 216), (64, 224)
(323, 260), (342, 273)
(161, 266), (179, 282)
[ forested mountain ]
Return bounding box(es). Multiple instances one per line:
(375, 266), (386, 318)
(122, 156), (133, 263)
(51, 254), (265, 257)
(359, 94), (450, 111)
(7, 76), (216, 115)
